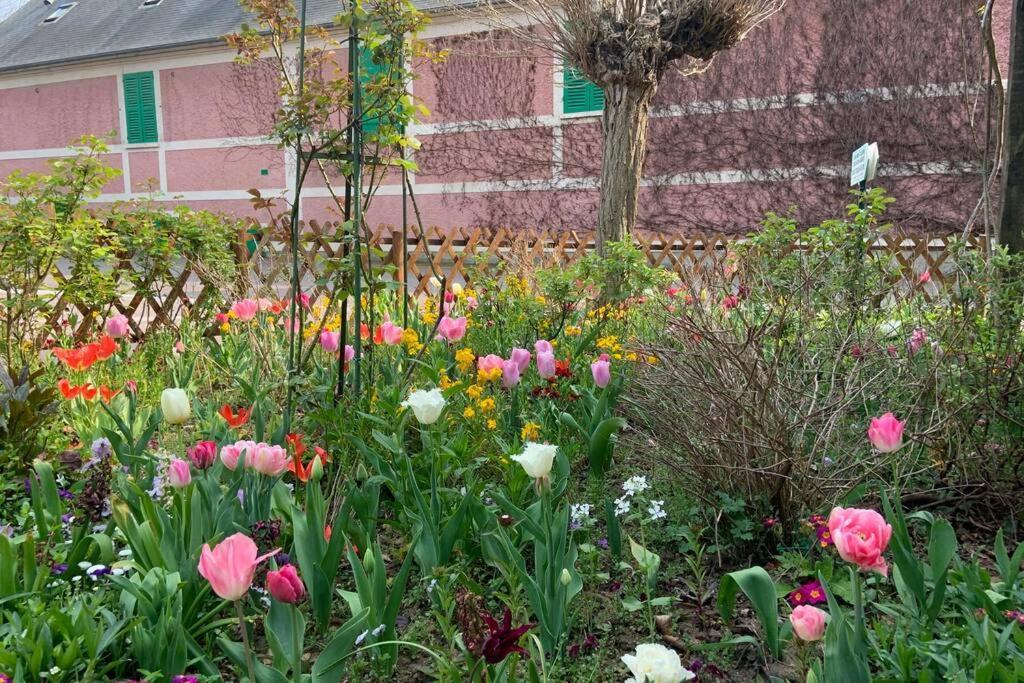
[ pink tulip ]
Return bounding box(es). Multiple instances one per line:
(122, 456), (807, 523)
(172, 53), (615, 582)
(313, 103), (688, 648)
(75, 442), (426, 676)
(918, 271), (931, 284)
(908, 328), (927, 355)
(790, 605), (827, 641)
(535, 339), (553, 355)
(220, 440), (257, 471)
(827, 507), (892, 576)
(320, 330), (340, 353)
(509, 348), (531, 372)
(591, 355), (611, 388)
(344, 345), (355, 363)
(466, 296), (479, 310)
(437, 316), (467, 342)
(198, 533), (278, 601)
(257, 298), (277, 312)
(266, 564), (306, 603)
(501, 359), (521, 388)
(168, 459), (191, 488)
(248, 443), (289, 476)
(478, 354), (504, 374)
(296, 292), (311, 309)
(867, 413), (904, 453)
(188, 441), (217, 470)
(231, 299), (259, 322)
(380, 321), (403, 345)
(105, 314), (130, 339)
(536, 351), (556, 379)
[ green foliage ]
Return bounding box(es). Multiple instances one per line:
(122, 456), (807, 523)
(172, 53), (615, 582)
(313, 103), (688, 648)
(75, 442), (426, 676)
(0, 365), (58, 483)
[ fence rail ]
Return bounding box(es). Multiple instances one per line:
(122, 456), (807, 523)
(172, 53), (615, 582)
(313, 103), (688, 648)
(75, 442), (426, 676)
(47, 221), (983, 340)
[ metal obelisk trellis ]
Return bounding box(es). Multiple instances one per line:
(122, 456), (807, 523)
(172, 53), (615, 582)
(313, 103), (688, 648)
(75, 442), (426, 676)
(281, 0), (417, 431)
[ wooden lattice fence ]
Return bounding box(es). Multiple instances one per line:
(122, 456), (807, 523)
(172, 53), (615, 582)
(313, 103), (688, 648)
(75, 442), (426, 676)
(47, 221), (985, 339)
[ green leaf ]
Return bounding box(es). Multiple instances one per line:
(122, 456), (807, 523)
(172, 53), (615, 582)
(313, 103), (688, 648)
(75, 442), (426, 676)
(587, 416), (626, 478)
(219, 637), (289, 683)
(718, 566), (780, 658)
(311, 608), (370, 681)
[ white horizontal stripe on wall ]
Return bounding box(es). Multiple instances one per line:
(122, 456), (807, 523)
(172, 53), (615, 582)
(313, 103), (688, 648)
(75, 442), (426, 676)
(86, 159), (978, 203)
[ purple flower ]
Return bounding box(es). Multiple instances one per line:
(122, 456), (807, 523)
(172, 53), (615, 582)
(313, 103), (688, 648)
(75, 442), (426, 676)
(786, 579), (827, 607)
(58, 488), (74, 500)
(480, 608), (535, 664)
(596, 537), (609, 549)
(172, 676), (199, 683)
(0, 674), (12, 683)
(51, 563), (68, 574)
(90, 437), (112, 460)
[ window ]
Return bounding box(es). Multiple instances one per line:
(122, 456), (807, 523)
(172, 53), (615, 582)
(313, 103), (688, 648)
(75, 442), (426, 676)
(141, 0), (164, 6)
(42, 3), (77, 24)
(563, 64), (603, 115)
(122, 72), (159, 144)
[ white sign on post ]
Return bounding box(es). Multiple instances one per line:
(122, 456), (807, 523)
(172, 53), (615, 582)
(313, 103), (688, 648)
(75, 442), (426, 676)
(850, 142), (879, 186)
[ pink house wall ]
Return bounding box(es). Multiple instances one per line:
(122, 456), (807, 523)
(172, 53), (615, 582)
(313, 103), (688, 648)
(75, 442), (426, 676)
(0, 2), (1012, 235)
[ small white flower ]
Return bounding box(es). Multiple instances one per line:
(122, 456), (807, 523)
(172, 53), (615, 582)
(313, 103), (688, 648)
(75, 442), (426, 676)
(355, 629), (369, 645)
(647, 500), (666, 521)
(570, 503), (592, 525)
(118, 548), (133, 557)
(511, 442), (558, 479)
(401, 388), (447, 425)
(372, 624), (386, 636)
(622, 475), (649, 497)
(77, 561), (92, 570)
(614, 496), (631, 517)
(427, 578), (438, 594)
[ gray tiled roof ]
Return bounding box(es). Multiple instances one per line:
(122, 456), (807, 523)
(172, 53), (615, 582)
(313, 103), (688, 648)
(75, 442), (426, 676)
(0, 0), (459, 74)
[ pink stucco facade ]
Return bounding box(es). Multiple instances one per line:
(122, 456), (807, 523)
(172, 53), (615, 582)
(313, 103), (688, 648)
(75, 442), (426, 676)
(0, 2), (1012, 234)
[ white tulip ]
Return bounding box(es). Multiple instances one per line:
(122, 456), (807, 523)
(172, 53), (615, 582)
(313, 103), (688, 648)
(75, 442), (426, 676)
(622, 643), (695, 683)
(160, 388), (191, 425)
(401, 388), (446, 425)
(511, 442), (557, 480)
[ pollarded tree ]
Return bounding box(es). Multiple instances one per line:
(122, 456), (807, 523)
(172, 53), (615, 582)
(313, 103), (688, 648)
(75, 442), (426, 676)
(482, 0), (784, 252)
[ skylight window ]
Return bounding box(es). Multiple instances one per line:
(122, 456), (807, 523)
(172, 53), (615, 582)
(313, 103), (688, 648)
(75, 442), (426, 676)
(42, 2), (77, 24)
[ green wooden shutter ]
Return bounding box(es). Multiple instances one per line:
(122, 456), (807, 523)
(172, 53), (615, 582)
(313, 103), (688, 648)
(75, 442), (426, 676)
(123, 71), (158, 144)
(563, 65), (603, 114)
(359, 48), (383, 135)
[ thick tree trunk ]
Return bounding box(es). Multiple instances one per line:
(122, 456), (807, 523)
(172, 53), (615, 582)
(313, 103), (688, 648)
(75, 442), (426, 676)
(597, 82), (656, 254)
(1000, 0), (1024, 253)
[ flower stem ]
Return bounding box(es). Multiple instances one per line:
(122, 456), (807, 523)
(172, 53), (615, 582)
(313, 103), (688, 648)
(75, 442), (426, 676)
(291, 604), (302, 683)
(235, 599), (257, 683)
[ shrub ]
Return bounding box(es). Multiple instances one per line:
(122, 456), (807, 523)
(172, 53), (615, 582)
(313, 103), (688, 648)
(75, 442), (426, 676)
(632, 190), (1024, 527)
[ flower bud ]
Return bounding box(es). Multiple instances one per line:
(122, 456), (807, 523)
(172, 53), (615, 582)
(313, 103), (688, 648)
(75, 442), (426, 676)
(560, 568), (571, 586)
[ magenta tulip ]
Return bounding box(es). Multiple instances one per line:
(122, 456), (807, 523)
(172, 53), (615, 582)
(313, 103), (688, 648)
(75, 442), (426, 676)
(266, 564), (306, 604)
(105, 314), (130, 339)
(867, 413), (904, 453)
(198, 533), (278, 601)
(188, 440), (217, 470)
(535, 339), (553, 355)
(320, 330), (340, 353)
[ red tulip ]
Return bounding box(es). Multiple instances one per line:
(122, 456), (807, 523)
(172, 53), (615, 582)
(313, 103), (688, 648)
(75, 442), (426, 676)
(266, 564), (305, 604)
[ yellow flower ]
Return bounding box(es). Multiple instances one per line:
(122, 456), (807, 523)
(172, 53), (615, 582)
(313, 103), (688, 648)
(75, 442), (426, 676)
(478, 397), (496, 413)
(220, 322), (231, 334)
(463, 407), (475, 419)
(565, 325), (582, 336)
(455, 348), (475, 372)
(423, 311), (438, 325)
(477, 367), (502, 383)
(266, 316), (276, 326)
(439, 373), (455, 389)
(466, 384), (484, 400)
(486, 419), (497, 431)
(646, 355), (659, 365)
(625, 351), (638, 362)
(521, 422), (541, 441)
(227, 311), (237, 320)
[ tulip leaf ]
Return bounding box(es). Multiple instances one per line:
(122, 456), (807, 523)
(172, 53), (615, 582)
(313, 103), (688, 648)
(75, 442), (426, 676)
(219, 636), (289, 683)
(587, 416), (626, 478)
(310, 607), (370, 681)
(718, 566), (780, 658)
